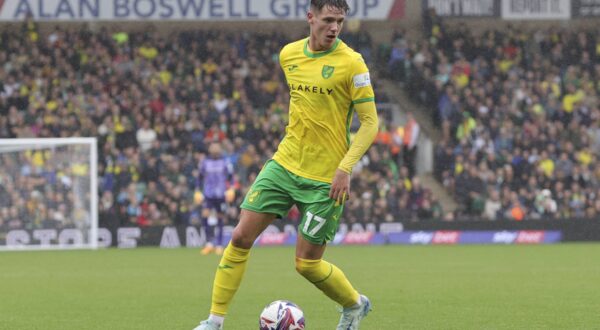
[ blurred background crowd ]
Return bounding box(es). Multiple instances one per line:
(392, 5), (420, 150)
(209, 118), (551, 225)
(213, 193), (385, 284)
(389, 11), (600, 220)
(0, 20), (441, 232)
(2, 10), (600, 231)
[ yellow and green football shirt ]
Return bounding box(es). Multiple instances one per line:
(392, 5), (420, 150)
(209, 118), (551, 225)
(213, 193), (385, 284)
(273, 38), (375, 183)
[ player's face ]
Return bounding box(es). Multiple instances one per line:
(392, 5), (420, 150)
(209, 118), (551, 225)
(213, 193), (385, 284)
(308, 5), (345, 51)
(209, 143), (222, 158)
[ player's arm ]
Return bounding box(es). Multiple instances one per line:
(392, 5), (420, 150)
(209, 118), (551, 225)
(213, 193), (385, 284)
(330, 55), (379, 204)
(338, 101), (378, 174)
(330, 102), (379, 204)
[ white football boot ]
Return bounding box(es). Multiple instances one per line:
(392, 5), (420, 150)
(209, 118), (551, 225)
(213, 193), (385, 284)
(192, 319), (222, 330)
(336, 294), (372, 330)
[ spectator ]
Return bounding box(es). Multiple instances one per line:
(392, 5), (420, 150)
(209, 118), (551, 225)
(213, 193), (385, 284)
(136, 120), (157, 152)
(402, 113), (420, 177)
(483, 189), (502, 220)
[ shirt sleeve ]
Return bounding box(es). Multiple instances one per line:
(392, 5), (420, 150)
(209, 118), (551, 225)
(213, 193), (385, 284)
(338, 99), (379, 174)
(349, 55), (375, 105)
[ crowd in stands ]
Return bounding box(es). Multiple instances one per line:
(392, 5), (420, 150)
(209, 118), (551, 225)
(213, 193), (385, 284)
(5, 15), (600, 227)
(0, 147), (91, 231)
(390, 11), (600, 220)
(0, 20), (442, 233)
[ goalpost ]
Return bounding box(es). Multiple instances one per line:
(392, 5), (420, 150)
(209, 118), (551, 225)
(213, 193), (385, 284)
(0, 138), (98, 251)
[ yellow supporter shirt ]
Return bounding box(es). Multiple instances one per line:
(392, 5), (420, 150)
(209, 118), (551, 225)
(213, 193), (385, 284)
(453, 73), (469, 89)
(139, 46), (158, 60)
(159, 70), (172, 86)
(539, 159), (554, 177)
(562, 90), (585, 113)
(273, 38), (375, 183)
(577, 150), (592, 166)
(72, 163), (89, 177)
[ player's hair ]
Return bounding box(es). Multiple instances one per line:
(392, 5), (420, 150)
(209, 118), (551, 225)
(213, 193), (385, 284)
(310, 0), (350, 14)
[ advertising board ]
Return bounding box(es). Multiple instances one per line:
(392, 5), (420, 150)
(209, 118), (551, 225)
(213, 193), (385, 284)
(0, 0), (405, 21)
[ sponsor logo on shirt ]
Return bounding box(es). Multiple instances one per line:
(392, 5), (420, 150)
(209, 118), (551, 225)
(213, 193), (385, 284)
(288, 83), (334, 95)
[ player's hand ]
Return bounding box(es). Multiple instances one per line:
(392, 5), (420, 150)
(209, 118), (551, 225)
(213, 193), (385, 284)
(330, 169), (350, 206)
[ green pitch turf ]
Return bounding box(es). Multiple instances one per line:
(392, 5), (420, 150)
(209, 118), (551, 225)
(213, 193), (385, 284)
(1, 244), (600, 330)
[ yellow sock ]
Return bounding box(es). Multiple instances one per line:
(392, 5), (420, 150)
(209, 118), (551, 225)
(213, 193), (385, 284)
(210, 243), (250, 316)
(296, 257), (360, 308)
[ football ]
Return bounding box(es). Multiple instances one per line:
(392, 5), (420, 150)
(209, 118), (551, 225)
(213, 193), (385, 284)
(259, 300), (305, 330)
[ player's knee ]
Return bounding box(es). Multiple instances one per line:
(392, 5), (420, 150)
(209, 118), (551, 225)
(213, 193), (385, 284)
(230, 227), (254, 249)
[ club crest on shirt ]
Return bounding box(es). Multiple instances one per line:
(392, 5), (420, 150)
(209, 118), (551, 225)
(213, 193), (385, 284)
(322, 65), (335, 79)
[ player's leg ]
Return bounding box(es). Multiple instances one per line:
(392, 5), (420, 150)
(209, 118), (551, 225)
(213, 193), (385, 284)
(293, 184), (370, 329)
(195, 160), (293, 330)
(201, 203), (215, 255)
(210, 209), (276, 315)
(196, 209), (275, 330)
(294, 211), (360, 309)
(296, 235), (371, 330)
(214, 201), (227, 255)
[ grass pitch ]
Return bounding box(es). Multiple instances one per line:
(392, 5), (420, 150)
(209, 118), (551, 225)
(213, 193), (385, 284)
(1, 244), (599, 330)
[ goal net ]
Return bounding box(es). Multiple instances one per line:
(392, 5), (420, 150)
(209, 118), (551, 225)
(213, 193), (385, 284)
(0, 138), (98, 250)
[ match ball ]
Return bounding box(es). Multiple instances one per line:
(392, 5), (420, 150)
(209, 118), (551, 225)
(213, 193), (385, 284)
(259, 300), (305, 330)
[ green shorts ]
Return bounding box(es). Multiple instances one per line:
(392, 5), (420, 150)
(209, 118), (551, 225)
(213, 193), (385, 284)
(241, 160), (343, 244)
